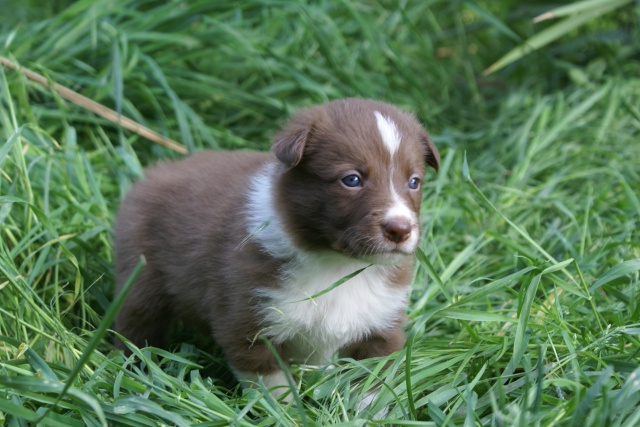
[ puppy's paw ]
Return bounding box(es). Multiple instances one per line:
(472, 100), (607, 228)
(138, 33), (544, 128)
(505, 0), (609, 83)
(236, 369), (294, 403)
(356, 390), (389, 420)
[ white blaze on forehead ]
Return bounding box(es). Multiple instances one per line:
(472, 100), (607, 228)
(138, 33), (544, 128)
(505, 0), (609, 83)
(374, 111), (402, 156)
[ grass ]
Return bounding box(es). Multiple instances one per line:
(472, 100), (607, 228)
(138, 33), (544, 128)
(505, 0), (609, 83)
(1, 0), (639, 425)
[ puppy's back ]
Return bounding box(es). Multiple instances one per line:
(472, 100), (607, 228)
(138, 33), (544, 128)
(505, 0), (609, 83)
(114, 151), (272, 348)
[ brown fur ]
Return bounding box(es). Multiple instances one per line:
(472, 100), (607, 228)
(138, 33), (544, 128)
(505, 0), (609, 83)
(114, 98), (439, 381)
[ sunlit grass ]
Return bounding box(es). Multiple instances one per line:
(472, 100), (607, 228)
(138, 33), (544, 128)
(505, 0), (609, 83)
(1, 1), (639, 425)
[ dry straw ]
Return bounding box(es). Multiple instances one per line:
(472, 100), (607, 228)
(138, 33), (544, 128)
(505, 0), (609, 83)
(0, 55), (187, 154)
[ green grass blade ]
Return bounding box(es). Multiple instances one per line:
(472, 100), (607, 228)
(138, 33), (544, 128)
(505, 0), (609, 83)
(36, 257), (145, 426)
(591, 259), (640, 292)
(291, 265), (370, 303)
(485, 0), (632, 74)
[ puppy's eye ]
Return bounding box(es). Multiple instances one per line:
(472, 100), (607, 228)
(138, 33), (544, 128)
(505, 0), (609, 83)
(341, 174), (362, 188)
(408, 177), (421, 190)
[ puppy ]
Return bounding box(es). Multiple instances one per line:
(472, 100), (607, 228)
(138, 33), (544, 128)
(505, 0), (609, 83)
(114, 98), (439, 399)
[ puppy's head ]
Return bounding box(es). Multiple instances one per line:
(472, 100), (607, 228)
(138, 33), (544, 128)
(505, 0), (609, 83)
(273, 98), (439, 264)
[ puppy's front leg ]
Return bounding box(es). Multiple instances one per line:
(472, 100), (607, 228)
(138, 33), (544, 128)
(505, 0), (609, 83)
(341, 323), (406, 418)
(342, 328), (406, 360)
(226, 340), (294, 401)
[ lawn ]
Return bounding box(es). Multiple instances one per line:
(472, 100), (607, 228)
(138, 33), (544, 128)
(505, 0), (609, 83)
(1, 1), (639, 425)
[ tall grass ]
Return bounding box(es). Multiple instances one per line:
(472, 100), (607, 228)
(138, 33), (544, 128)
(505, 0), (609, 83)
(1, 1), (639, 425)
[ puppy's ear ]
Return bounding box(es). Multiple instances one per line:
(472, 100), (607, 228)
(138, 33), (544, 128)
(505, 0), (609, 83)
(272, 121), (310, 169)
(272, 106), (327, 169)
(271, 108), (320, 169)
(421, 131), (440, 172)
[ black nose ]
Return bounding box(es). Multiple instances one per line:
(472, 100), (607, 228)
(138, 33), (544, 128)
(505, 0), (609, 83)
(382, 219), (412, 243)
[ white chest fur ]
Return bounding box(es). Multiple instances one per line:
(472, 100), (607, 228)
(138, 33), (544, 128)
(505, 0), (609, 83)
(256, 253), (408, 364)
(245, 162), (409, 364)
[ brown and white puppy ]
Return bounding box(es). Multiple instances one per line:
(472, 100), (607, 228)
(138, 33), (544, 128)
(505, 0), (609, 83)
(114, 98), (439, 399)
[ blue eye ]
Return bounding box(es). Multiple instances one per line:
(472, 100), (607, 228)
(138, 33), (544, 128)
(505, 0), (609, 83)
(408, 177), (421, 190)
(341, 174), (362, 188)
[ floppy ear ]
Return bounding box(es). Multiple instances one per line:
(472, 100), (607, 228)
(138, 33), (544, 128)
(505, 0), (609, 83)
(272, 121), (310, 169)
(421, 132), (440, 172)
(271, 108), (317, 169)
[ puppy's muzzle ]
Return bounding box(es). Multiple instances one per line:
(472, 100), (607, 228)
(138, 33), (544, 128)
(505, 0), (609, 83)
(382, 218), (412, 243)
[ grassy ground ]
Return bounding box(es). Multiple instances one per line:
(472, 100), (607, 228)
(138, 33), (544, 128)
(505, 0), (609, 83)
(1, 1), (639, 425)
